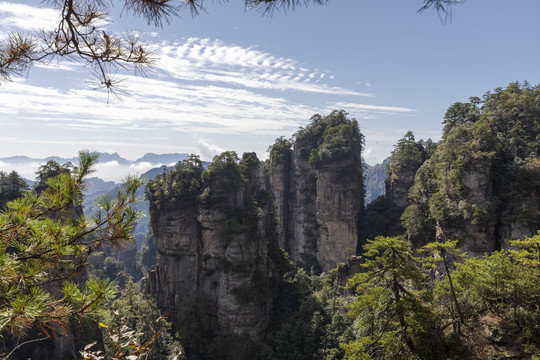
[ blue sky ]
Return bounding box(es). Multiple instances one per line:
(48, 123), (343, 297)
(1, 0), (540, 174)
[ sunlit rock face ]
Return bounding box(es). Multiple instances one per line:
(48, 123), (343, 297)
(269, 112), (364, 272)
(403, 84), (540, 254)
(437, 159), (498, 256)
(315, 160), (363, 271)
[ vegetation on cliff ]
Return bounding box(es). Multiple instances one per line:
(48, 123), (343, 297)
(296, 110), (364, 178)
(403, 82), (540, 248)
(3, 82), (540, 359)
(360, 132), (434, 247)
(146, 155), (204, 215)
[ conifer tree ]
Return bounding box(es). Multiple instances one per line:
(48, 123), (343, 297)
(344, 236), (434, 359)
(0, 151), (142, 358)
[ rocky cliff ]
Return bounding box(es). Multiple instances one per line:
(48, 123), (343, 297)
(268, 111), (364, 272)
(146, 153), (280, 343)
(386, 131), (434, 211)
(403, 83), (540, 253)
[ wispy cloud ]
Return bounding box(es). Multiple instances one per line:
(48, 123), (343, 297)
(193, 136), (225, 161)
(329, 102), (417, 115)
(0, 2), (59, 31)
(155, 37), (371, 96)
(0, 2), (418, 167)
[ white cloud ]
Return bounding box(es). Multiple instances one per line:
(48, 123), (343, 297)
(0, 10), (419, 168)
(0, 2), (59, 31)
(96, 160), (120, 168)
(363, 147), (373, 159)
(193, 136), (225, 161)
(130, 162), (156, 173)
(331, 102), (416, 114)
(155, 37), (371, 97)
(0, 77), (315, 135)
(34, 61), (81, 72)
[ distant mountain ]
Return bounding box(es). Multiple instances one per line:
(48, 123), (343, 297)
(364, 157), (389, 204)
(0, 152), (191, 166)
(23, 178), (35, 187)
(0, 152), (199, 183)
(84, 177), (117, 193)
(93, 152), (131, 165)
(0, 153), (127, 165)
(139, 165), (172, 181)
(135, 153), (189, 164)
(1, 155), (37, 162)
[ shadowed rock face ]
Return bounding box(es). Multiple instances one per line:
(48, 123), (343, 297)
(386, 166), (417, 209)
(147, 153), (279, 339)
(283, 138), (319, 269)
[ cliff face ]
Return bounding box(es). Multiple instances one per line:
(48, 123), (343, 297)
(285, 139), (318, 267)
(269, 111), (364, 272)
(147, 204), (200, 315)
(315, 160), (362, 271)
(435, 159), (498, 256)
(146, 153), (278, 340)
(386, 132), (434, 212)
(403, 83), (540, 253)
(386, 166), (417, 209)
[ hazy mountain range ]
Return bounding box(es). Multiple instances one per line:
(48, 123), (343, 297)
(0, 152), (192, 183)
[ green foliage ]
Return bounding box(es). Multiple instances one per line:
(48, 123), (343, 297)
(428, 232), (540, 356)
(401, 163), (437, 246)
(0, 151), (143, 356)
(295, 110), (364, 175)
(137, 230), (156, 271)
(363, 132), (435, 247)
(358, 195), (404, 247)
(260, 255), (356, 360)
(404, 82), (540, 245)
(419, 240), (465, 332)
(388, 132), (430, 183)
(90, 256), (132, 288)
(344, 236), (438, 360)
(175, 292), (213, 360)
(268, 136), (293, 166)
(0, 170), (28, 209)
(199, 151), (243, 205)
(94, 281), (184, 360)
(146, 155), (203, 217)
(34, 160), (72, 194)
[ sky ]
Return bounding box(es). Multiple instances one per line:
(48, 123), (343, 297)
(1, 0), (540, 179)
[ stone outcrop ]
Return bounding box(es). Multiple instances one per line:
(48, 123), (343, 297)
(435, 159), (499, 256)
(281, 138), (319, 268)
(268, 111), (364, 272)
(403, 84), (540, 253)
(386, 165), (418, 209)
(315, 160), (362, 271)
(146, 153), (279, 340)
(385, 132), (431, 212)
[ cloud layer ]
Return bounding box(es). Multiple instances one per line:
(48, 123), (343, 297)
(0, 1), (419, 167)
